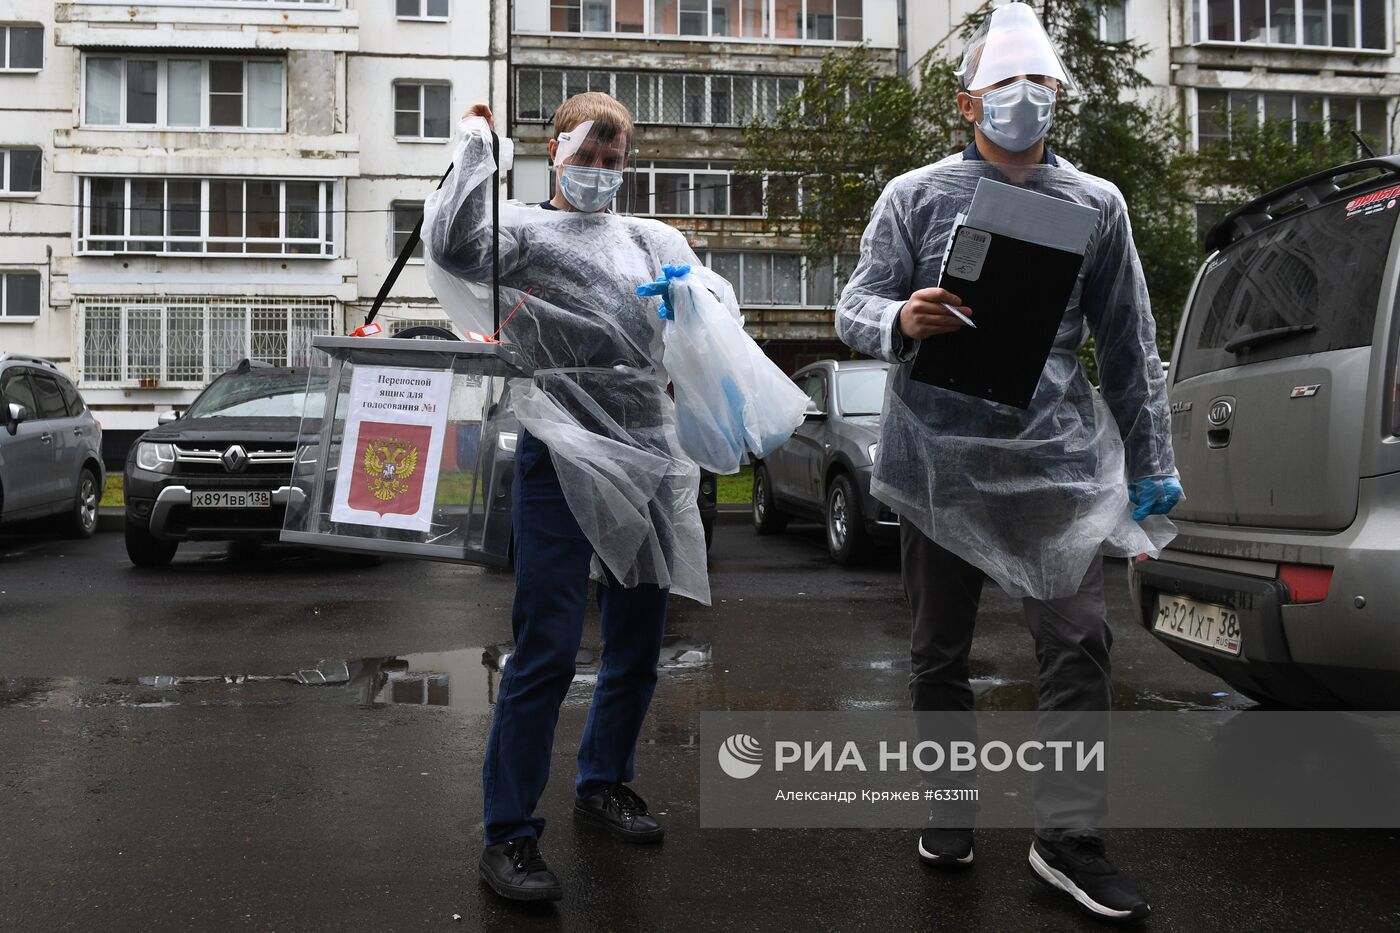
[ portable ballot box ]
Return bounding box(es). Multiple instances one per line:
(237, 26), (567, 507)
(281, 335), (530, 566)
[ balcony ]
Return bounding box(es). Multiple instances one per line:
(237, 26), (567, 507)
(54, 2), (359, 53)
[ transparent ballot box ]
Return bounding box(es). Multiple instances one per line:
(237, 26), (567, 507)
(281, 335), (529, 566)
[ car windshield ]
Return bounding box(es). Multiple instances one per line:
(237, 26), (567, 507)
(185, 371), (326, 419)
(837, 369), (887, 416)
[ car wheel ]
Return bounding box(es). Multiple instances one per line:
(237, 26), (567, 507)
(826, 474), (869, 565)
(752, 464), (788, 535)
(67, 468), (99, 539)
(125, 519), (178, 568)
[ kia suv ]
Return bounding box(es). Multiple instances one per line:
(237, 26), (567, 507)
(1128, 157), (1400, 709)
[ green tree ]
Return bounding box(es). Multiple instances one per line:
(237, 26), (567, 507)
(1190, 104), (1373, 203)
(738, 0), (1203, 358)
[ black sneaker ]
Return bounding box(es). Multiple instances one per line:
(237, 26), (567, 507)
(1029, 835), (1150, 921)
(478, 836), (563, 902)
(574, 783), (665, 843)
(917, 828), (974, 867)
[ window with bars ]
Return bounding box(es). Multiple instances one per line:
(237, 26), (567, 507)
(1194, 89), (1391, 151)
(548, 0), (857, 39)
(612, 161), (765, 217)
(77, 298), (336, 386)
(1, 271), (41, 318)
(391, 201), (425, 259)
(0, 148), (40, 196)
(394, 81), (452, 140)
(396, 0), (450, 18)
(77, 177), (336, 257)
(83, 55), (284, 131)
(1196, 0), (1387, 50)
(517, 68), (802, 126)
(0, 24), (42, 71)
(700, 251), (856, 307)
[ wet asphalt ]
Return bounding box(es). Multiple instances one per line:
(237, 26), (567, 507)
(1, 521), (1397, 932)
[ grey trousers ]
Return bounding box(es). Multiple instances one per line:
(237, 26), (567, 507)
(901, 519), (1111, 838)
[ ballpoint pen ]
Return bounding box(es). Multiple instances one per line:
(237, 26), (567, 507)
(941, 302), (977, 329)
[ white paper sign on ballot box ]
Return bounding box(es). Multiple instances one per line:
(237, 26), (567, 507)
(329, 366), (453, 533)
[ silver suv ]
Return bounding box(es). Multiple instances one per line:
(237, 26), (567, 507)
(1, 354), (104, 537)
(1129, 157), (1400, 709)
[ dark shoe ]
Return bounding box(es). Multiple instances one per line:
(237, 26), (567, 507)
(1029, 835), (1150, 921)
(574, 783), (665, 843)
(478, 836), (563, 902)
(917, 828), (974, 867)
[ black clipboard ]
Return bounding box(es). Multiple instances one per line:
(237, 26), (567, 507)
(908, 224), (1086, 409)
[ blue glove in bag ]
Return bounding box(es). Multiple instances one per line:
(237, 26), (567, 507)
(636, 263), (692, 320)
(1129, 476), (1183, 522)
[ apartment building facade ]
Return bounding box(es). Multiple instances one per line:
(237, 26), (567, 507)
(0, 0), (503, 454)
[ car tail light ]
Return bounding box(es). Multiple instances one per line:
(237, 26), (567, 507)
(1279, 564), (1333, 604)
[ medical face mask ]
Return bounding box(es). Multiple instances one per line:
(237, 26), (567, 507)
(973, 79), (1057, 153)
(558, 164), (624, 213)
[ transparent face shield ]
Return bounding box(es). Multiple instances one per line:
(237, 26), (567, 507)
(956, 2), (1074, 93)
(549, 119), (639, 215)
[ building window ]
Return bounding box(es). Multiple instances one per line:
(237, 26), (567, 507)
(77, 297), (336, 386)
(391, 201), (425, 259)
(699, 251), (854, 307)
(83, 55), (284, 130)
(77, 177), (336, 257)
(1098, 1), (1128, 41)
(1194, 88), (1391, 151)
(0, 148), (40, 196)
(0, 24), (42, 71)
(389, 317), (455, 335)
(617, 161), (770, 217)
(548, 0), (856, 40)
(0, 271), (41, 318)
(397, 0), (450, 18)
(517, 68), (802, 126)
(394, 81), (451, 140)
(1196, 0), (1387, 50)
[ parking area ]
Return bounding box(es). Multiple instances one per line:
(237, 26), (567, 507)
(3, 524), (1399, 931)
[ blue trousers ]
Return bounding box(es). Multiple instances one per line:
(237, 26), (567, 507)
(482, 432), (670, 845)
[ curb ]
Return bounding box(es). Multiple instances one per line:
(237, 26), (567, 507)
(716, 504), (751, 526)
(97, 507), (124, 533)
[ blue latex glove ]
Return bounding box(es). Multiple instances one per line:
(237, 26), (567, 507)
(1129, 476), (1183, 521)
(636, 263), (692, 320)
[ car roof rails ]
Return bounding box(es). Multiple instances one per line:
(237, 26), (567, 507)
(232, 358), (275, 374)
(1205, 155), (1400, 253)
(0, 353), (60, 370)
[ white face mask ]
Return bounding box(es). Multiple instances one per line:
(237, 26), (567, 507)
(558, 165), (624, 213)
(972, 79), (1057, 153)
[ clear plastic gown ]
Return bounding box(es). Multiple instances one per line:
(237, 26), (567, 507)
(421, 124), (743, 605)
(836, 156), (1178, 600)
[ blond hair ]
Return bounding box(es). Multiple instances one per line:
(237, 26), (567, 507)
(552, 91), (635, 143)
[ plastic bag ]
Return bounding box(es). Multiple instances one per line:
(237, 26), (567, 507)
(660, 267), (808, 474)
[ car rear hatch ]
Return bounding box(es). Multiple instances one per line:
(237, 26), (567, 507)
(1168, 169), (1400, 531)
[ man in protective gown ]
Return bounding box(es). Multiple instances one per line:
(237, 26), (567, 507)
(836, 4), (1182, 922)
(422, 93), (755, 902)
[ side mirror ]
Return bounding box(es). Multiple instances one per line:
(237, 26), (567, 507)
(6, 402), (27, 435)
(157, 410), (182, 424)
(804, 404), (827, 421)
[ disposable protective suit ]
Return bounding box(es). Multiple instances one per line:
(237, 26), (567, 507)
(836, 155), (1178, 600)
(421, 122), (744, 605)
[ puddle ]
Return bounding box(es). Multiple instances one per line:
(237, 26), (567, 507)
(1, 636), (713, 716)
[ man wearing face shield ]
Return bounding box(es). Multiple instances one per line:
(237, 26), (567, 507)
(836, 3), (1180, 922)
(422, 94), (743, 902)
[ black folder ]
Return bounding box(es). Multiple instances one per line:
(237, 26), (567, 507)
(909, 223), (1087, 409)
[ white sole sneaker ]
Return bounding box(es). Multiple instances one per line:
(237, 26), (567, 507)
(917, 835), (974, 866)
(1028, 841), (1147, 921)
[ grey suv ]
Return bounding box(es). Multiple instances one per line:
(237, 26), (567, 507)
(0, 354), (104, 537)
(1129, 157), (1400, 709)
(751, 359), (898, 563)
